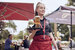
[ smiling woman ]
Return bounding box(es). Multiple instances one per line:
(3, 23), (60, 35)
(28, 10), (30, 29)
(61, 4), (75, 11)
(29, 2), (58, 50)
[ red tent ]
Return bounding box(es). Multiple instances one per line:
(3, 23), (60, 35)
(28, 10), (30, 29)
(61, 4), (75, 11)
(0, 2), (34, 20)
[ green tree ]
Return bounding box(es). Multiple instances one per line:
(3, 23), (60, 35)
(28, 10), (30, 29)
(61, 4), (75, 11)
(13, 35), (18, 40)
(1, 30), (10, 39)
(17, 31), (23, 39)
(5, 21), (16, 32)
(57, 24), (75, 41)
(0, 20), (16, 40)
(0, 21), (5, 32)
(66, 0), (75, 6)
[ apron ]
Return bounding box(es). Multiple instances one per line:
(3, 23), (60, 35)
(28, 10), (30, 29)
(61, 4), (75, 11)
(29, 35), (52, 50)
(29, 19), (52, 50)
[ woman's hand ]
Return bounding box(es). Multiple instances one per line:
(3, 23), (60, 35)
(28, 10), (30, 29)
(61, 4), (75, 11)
(55, 47), (58, 50)
(49, 33), (58, 50)
(29, 29), (40, 39)
(32, 29), (40, 34)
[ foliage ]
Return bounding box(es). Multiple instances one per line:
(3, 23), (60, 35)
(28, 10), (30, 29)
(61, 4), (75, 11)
(66, 0), (75, 6)
(57, 24), (75, 41)
(0, 30), (10, 40)
(17, 31), (23, 39)
(0, 20), (16, 40)
(5, 21), (16, 32)
(1, 30), (10, 39)
(13, 35), (18, 40)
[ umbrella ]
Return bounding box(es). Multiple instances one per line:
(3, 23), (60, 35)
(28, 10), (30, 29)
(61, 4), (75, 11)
(0, 2), (34, 20)
(45, 6), (75, 48)
(45, 6), (75, 25)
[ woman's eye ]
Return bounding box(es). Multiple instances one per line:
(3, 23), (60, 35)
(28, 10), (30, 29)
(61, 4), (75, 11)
(40, 7), (45, 10)
(40, 7), (43, 8)
(40, 7), (43, 9)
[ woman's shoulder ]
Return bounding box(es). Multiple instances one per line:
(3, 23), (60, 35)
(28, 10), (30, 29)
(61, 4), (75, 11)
(44, 17), (50, 22)
(44, 17), (50, 24)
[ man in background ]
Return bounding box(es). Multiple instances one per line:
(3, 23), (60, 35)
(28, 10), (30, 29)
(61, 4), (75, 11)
(5, 34), (14, 50)
(21, 35), (30, 50)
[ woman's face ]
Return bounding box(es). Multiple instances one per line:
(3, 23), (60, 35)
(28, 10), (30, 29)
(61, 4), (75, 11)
(36, 4), (45, 15)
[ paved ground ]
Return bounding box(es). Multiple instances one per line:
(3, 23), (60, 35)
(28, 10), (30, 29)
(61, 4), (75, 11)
(62, 48), (75, 50)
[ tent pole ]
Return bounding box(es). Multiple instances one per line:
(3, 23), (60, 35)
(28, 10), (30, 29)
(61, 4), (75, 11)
(54, 23), (57, 37)
(70, 11), (72, 48)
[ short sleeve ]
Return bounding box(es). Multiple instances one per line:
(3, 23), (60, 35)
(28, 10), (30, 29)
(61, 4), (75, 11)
(7, 39), (12, 44)
(9, 40), (12, 44)
(49, 23), (52, 33)
(45, 19), (52, 34)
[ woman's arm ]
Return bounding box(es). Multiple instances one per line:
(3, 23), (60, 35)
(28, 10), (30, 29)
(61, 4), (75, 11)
(29, 29), (40, 40)
(50, 33), (58, 50)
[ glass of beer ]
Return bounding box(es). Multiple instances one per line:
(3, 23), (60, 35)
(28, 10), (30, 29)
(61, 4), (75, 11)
(34, 16), (40, 28)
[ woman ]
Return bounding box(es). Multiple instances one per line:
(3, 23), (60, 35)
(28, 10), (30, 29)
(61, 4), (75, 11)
(29, 2), (58, 50)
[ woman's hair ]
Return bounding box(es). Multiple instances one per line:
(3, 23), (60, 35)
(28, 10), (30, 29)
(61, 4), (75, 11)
(35, 2), (45, 16)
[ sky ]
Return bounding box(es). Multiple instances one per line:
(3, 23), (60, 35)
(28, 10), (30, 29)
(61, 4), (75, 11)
(0, 0), (68, 35)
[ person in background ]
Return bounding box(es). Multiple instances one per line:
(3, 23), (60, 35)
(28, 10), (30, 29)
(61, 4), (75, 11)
(69, 37), (75, 48)
(21, 35), (29, 50)
(5, 34), (14, 50)
(29, 2), (58, 50)
(56, 37), (62, 50)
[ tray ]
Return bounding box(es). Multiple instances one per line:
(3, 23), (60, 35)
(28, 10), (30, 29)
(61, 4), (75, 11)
(27, 27), (42, 30)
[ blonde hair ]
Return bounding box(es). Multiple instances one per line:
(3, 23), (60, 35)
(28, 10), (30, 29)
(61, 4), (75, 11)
(35, 2), (45, 16)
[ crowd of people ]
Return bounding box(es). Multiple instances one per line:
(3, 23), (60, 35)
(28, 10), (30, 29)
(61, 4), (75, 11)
(5, 34), (30, 50)
(4, 34), (75, 50)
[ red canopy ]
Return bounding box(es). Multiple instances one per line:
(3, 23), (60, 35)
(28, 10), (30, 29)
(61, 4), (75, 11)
(0, 2), (34, 20)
